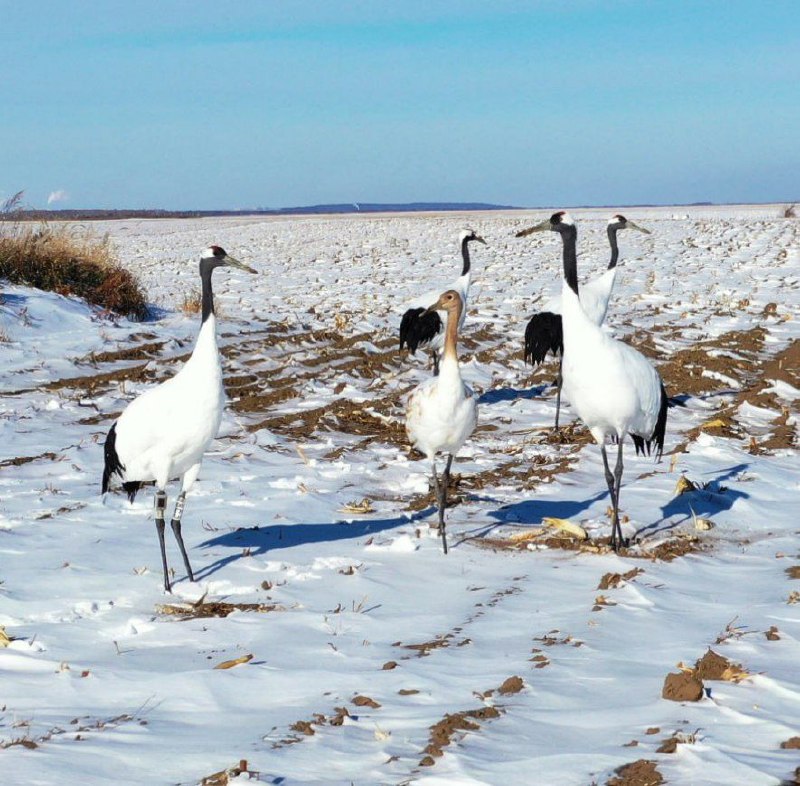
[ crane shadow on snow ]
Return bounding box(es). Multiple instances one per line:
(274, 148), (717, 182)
(470, 463), (750, 544)
(635, 462), (751, 539)
(195, 507), (435, 581)
(477, 489), (609, 534)
(478, 383), (550, 405)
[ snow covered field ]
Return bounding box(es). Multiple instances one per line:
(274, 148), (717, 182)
(1, 206), (799, 785)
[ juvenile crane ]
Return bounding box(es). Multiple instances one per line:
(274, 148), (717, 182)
(516, 213), (666, 551)
(405, 290), (477, 554)
(521, 214), (651, 429)
(399, 229), (486, 375)
(102, 245), (257, 591)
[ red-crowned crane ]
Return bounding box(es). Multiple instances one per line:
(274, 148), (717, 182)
(516, 213), (666, 550)
(102, 245), (257, 591)
(405, 290), (478, 554)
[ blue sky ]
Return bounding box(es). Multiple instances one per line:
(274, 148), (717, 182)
(2, 1), (798, 209)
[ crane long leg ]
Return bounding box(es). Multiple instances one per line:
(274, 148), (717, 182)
(600, 446), (621, 551)
(612, 438), (625, 548)
(432, 351), (440, 377)
(170, 492), (194, 583)
(440, 454), (454, 555)
(154, 490), (171, 592)
(554, 354), (563, 431)
(430, 457), (448, 554)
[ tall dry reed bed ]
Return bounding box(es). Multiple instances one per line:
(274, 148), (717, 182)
(0, 191), (148, 319)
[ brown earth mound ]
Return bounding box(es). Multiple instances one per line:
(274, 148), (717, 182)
(607, 759), (664, 786)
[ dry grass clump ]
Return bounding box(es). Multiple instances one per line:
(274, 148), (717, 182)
(784, 204), (797, 218)
(0, 191), (148, 319)
(180, 289), (202, 315)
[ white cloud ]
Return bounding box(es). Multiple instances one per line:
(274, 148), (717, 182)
(47, 189), (69, 205)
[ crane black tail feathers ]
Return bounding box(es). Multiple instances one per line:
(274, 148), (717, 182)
(631, 383), (668, 460)
(102, 423), (142, 503)
(523, 312), (563, 365)
(399, 307), (443, 354)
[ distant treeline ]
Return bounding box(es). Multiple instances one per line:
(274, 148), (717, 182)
(8, 202), (519, 221)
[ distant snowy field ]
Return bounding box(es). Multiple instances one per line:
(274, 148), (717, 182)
(1, 205), (799, 785)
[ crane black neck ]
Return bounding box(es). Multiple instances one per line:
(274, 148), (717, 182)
(199, 259), (218, 324)
(460, 237), (472, 276)
(607, 225), (620, 270)
(560, 225), (579, 296)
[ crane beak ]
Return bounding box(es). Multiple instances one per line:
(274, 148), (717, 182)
(224, 254), (258, 274)
(627, 221), (651, 235)
(474, 235), (487, 245)
(515, 218), (551, 238)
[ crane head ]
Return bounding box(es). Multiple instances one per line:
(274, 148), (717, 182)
(424, 289), (463, 315)
(607, 215), (651, 234)
(460, 229), (487, 245)
(201, 246), (258, 273)
(515, 211), (574, 237)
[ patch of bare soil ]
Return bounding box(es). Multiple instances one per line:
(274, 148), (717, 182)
(271, 705), (352, 749)
(606, 759), (665, 786)
(420, 706), (502, 766)
(399, 633), (464, 657)
(674, 336), (799, 453)
(246, 385), (410, 449)
(155, 598), (285, 619)
(598, 568), (644, 589)
(418, 672), (524, 770)
(471, 531), (705, 562)
(0, 710), (148, 751)
(80, 340), (167, 365)
(271, 689), (387, 750)
(465, 452), (580, 497)
(0, 451), (59, 468)
(659, 327), (766, 399)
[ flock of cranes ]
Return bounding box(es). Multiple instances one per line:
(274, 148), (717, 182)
(102, 216), (666, 592)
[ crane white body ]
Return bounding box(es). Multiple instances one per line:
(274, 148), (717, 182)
(113, 316), (224, 490)
(560, 282), (662, 444)
(406, 353), (477, 459)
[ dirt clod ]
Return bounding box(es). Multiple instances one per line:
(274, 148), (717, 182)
(352, 695), (381, 709)
(497, 676), (524, 695)
(607, 759), (664, 786)
(766, 626), (781, 641)
(598, 568), (644, 590)
(781, 737), (800, 749)
(694, 648), (743, 681)
(662, 671), (704, 702)
(656, 736), (679, 753)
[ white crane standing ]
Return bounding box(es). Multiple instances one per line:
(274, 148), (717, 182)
(399, 229), (486, 375)
(102, 245), (257, 591)
(405, 290), (478, 553)
(516, 213), (666, 550)
(522, 214), (651, 429)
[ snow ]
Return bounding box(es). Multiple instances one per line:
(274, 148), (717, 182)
(1, 205), (799, 785)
